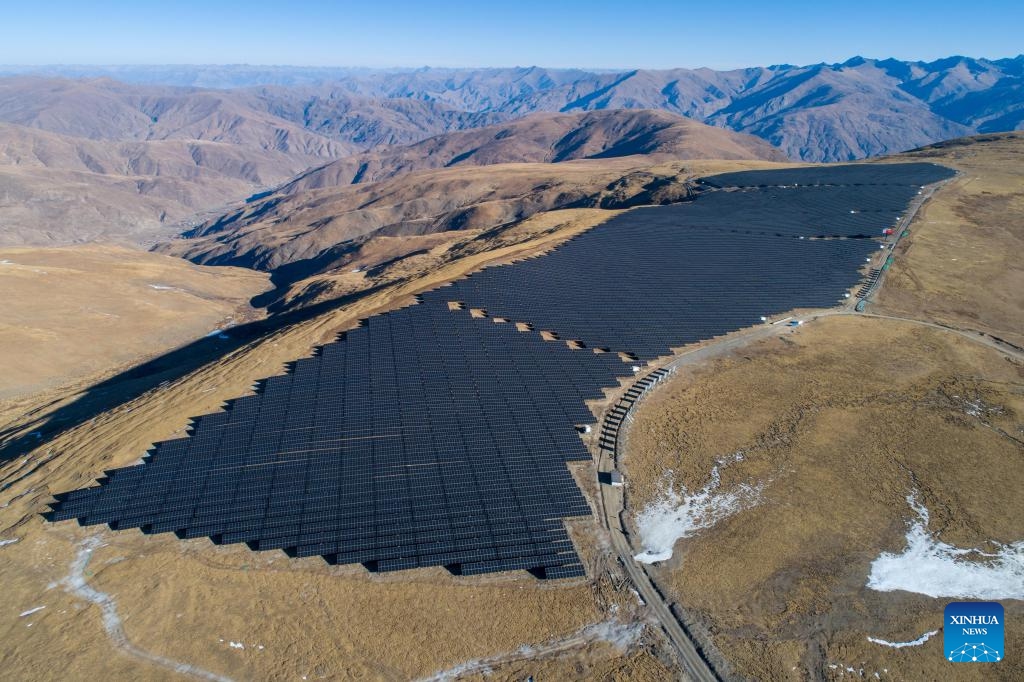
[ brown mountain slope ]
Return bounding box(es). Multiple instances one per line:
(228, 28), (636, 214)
(0, 122), (343, 245)
(156, 111), (786, 304)
(282, 109), (786, 191)
(0, 77), (352, 156)
(0, 77), (506, 245)
(157, 110), (784, 280)
(0, 244), (269, 400)
(156, 158), (792, 312)
(159, 160), (679, 272)
(0, 78), (355, 245)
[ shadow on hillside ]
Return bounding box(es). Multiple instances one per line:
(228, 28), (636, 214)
(3, 178), (705, 469)
(0, 282), (392, 466)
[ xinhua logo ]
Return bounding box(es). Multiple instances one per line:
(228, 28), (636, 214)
(945, 602), (1004, 663)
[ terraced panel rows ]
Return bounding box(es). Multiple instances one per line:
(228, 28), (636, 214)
(47, 163), (954, 577)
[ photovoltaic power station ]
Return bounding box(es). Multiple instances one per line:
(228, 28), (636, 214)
(46, 162), (955, 578)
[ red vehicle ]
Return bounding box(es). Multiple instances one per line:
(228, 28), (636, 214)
(882, 228), (895, 235)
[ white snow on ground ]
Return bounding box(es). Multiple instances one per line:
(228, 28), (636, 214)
(867, 629), (939, 648)
(0, 538), (20, 548)
(867, 494), (1024, 600)
(633, 455), (762, 564)
(416, 619), (643, 682)
(19, 606), (45, 617)
(62, 537), (233, 682)
(148, 284), (177, 291)
(578, 619), (644, 650)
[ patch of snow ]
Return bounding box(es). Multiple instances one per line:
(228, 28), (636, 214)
(416, 618), (640, 682)
(62, 537), (233, 682)
(633, 454), (762, 564)
(19, 606), (45, 617)
(148, 284), (177, 291)
(229, 641), (244, 650)
(867, 629), (938, 648)
(867, 494), (1024, 599)
(0, 259), (12, 264)
(956, 395), (1003, 419)
(0, 538), (21, 548)
(581, 619), (643, 650)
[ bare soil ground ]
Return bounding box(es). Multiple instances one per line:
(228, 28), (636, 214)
(449, 639), (677, 682)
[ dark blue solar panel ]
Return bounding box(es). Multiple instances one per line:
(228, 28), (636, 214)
(47, 163), (952, 578)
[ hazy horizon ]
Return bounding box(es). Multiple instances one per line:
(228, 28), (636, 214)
(1, 53), (1021, 74)
(4, 0), (1023, 70)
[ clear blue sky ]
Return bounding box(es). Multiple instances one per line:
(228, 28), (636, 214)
(2, 0), (1021, 69)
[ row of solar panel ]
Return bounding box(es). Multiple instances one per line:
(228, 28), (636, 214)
(427, 229), (877, 360)
(48, 163), (951, 578)
(47, 294), (609, 576)
(701, 162), (956, 188)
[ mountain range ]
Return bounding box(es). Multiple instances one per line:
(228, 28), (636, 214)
(278, 109), (783, 191)
(0, 77), (502, 244)
(155, 109), (779, 297)
(0, 55), (1020, 248)
(4, 56), (1021, 161)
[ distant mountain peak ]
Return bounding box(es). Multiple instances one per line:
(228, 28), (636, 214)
(0, 55), (1020, 168)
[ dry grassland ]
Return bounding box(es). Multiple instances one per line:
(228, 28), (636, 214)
(617, 135), (1024, 680)
(0, 244), (269, 402)
(626, 315), (1023, 680)
(0, 207), (666, 681)
(876, 133), (1024, 348)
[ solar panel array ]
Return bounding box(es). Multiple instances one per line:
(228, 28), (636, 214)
(700, 161), (955, 189)
(429, 215), (877, 361)
(49, 303), (631, 577)
(48, 163), (953, 578)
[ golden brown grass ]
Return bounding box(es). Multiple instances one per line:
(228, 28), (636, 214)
(615, 134), (1024, 680)
(626, 315), (1024, 681)
(0, 244), (269, 402)
(875, 133), (1024, 348)
(0, 206), (661, 682)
